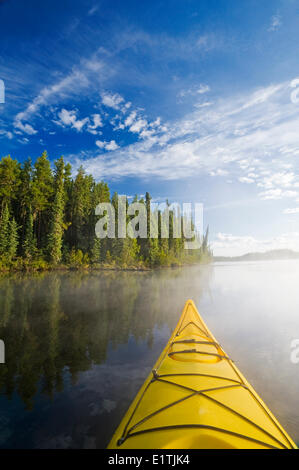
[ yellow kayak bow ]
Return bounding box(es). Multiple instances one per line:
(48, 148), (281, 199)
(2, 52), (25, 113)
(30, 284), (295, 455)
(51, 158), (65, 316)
(108, 300), (296, 449)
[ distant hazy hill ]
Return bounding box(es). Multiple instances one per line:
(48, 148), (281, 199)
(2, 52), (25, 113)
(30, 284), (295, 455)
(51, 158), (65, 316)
(214, 249), (299, 262)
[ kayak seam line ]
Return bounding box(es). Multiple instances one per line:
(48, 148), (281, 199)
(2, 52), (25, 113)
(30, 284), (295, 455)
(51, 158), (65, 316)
(120, 380), (153, 442)
(222, 353), (295, 449)
(155, 309), (218, 373)
(158, 373), (241, 385)
(168, 350), (232, 361)
(172, 340), (220, 347)
(124, 392), (198, 437)
(177, 321), (211, 338)
(124, 383), (249, 442)
(176, 303), (204, 335)
(122, 375), (288, 450)
(122, 425), (281, 450)
(119, 380), (245, 446)
(199, 391), (289, 449)
(155, 317), (214, 372)
(156, 377), (245, 395)
(190, 307), (293, 448)
(230, 372), (295, 449)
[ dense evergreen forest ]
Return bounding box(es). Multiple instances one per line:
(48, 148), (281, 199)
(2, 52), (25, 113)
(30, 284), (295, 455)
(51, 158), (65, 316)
(0, 152), (212, 271)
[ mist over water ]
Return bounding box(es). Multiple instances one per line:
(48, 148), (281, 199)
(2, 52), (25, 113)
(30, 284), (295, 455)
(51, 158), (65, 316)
(0, 260), (298, 448)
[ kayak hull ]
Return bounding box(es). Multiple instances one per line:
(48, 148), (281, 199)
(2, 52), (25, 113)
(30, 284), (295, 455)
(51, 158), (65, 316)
(108, 300), (296, 449)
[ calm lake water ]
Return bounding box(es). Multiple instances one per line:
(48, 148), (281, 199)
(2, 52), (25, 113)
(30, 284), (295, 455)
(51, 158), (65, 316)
(0, 260), (299, 448)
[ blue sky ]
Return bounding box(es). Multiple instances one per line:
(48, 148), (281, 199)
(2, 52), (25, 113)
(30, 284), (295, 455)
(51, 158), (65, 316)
(1, 0), (299, 255)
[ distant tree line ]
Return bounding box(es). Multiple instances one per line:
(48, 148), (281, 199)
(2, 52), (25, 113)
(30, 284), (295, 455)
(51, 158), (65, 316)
(0, 152), (212, 271)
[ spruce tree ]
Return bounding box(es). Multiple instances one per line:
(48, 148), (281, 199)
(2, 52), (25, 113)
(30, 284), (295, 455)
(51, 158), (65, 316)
(47, 157), (65, 264)
(22, 207), (35, 260)
(32, 151), (54, 249)
(0, 204), (10, 256)
(70, 166), (93, 251)
(8, 217), (18, 260)
(91, 237), (101, 264)
(19, 158), (33, 221)
(0, 155), (21, 211)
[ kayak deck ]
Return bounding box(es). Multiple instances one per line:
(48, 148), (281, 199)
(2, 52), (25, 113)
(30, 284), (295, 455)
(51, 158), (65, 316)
(108, 300), (296, 449)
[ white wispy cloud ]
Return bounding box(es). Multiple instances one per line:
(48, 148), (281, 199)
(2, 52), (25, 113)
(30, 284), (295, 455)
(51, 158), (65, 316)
(212, 232), (299, 257)
(14, 69), (88, 134)
(284, 208), (299, 215)
(129, 119), (148, 134)
(0, 129), (13, 140)
(17, 137), (29, 145)
(268, 15), (282, 32)
(55, 109), (104, 134)
(96, 139), (119, 151)
(177, 84), (210, 99)
(101, 92), (124, 110)
(237, 84), (282, 111)
(124, 111), (137, 127)
(68, 78), (299, 198)
(90, 114), (103, 128)
(239, 176), (255, 184)
(55, 108), (89, 132)
(194, 102), (213, 109)
(115, 29), (219, 63)
(11, 53), (109, 136)
(109, 105), (163, 140)
(210, 169), (229, 177)
(105, 140), (119, 151)
(87, 5), (99, 16)
(4, 24), (218, 140)
(259, 189), (298, 200)
(14, 120), (37, 135)
(87, 114), (103, 134)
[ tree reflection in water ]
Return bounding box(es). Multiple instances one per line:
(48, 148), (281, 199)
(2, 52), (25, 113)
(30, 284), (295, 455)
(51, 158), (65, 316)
(0, 266), (213, 447)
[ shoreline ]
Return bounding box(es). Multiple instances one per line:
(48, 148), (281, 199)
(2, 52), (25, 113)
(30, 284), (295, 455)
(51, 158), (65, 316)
(0, 259), (212, 276)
